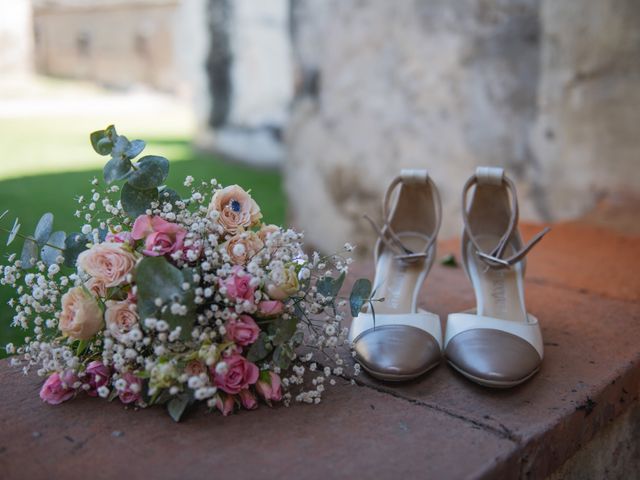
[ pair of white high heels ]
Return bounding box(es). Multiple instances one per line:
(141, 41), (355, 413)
(349, 167), (550, 388)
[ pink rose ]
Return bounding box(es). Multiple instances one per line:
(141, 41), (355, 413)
(132, 215), (187, 257)
(40, 371), (78, 405)
(208, 185), (262, 234)
(85, 361), (111, 397)
(225, 315), (260, 347)
(216, 394), (236, 416)
(118, 372), (143, 404)
(256, 371), (282, 404)
(77, 242), (137, 287)
(105, 299), (139, 343)
(105, 231), (133, 245)
(239, 389), (257, 410)
(59, 286), (103, 340)
(220, 267), (256, 303)
(212, 354), (259, 395)
(257, 300), (284, 318)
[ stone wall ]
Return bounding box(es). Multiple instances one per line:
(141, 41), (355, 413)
(32, 0), (182, 92)
(285, 0), (640, 252)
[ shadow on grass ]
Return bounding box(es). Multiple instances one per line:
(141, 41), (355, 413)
(0, 150), (286, 354)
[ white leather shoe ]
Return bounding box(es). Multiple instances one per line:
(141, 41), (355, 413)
(349, 169), (442, 381)
(445, 167), (550, 388)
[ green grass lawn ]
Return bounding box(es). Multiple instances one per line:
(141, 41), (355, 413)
(0, 121), (285, 355)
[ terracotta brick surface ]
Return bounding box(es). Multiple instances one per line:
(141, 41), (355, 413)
(0, 221), (638, 479)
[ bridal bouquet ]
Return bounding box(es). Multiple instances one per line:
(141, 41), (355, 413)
(2, 126), (371, 421)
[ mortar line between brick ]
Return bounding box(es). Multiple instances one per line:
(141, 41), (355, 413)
(351, 377), (521, 444)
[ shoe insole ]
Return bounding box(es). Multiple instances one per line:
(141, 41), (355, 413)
(467, 234), (527, 323)
(373, 234), (430, 315)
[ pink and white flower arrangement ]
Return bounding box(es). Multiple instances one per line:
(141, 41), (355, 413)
(1, 126), (367, 421)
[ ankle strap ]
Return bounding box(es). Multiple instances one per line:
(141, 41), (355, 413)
(462, 167), (549, 269)
(366, 169), (441, 263)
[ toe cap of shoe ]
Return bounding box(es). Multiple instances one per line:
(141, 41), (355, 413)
(445, 329), (541, 385)
(353, 325), (441, 380)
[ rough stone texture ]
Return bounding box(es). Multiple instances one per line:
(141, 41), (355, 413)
(533, 0), (640, 219)
(285, 0), (640, 253)
(1, 220), (639, 479)
(547, 403), (640, 480)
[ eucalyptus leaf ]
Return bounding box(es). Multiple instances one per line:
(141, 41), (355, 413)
(40, 231), (66, 266)
(121, 182), (158, 218)
(127, 155), (170, 190)
(125, 139), (146, 159)
(111, 135), (130, 160)
(90, 129), (113, 156)
(246, 332), (271, 362)
(20, 237), (39, 268)
(271, 317), (298, 346)
(440, 253), (458, 268)
(34, 213), (54, 247)
(167, 393), (192, 422)
(136, 257), (195, 339)
(103, 157), (133, 184)
(7, 218), (20, 246)
(158, 187), (181, 207)
(64, 232), (90, 268)
(349, 278), (372, 317)
(272, 345), (293, 370)
(317, 271), (346, 300)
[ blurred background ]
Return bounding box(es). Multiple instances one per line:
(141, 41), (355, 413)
(1, 0), (639, 349)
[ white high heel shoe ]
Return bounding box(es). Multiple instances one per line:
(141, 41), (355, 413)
(445, 167), (550, 388)
(349, 169), (442, 381)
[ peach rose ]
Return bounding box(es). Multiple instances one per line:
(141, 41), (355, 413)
(267, 267), (300, 300)
(77, 242), (137, 288)
(59, 286), (103, 340)
(225, 231), (264, 265)
(105, 299), (139, 343)
(184, 360), (207, 377)
(258, 224), (280, 243)
(85, 278), (107, 298)
(209, 185), (262, 234)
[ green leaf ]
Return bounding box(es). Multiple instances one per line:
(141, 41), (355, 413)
(64, 232), (90, 268)
(40, 231), (66, 266)
(272, 344), (293, 370)
(34, 213), (54, 247)
(167, 393), (191, 422)
(127, 155), (170, 190)
(121, 183), (158, 218)
(158, 187), (181, 207)
(103, 157), (133, 184)
(125, 139), (146, 159)
(0, 210), (8, 221)
(271, 317), (298, 346)
(440, 253), (458, 268)
(136, 257), (195, 339)
(246, 332), (271, 362)
(76, 339), (89, 356)
(349, 278), (372, 317)
(317, 271), (346, 300)
(90, 129), (113, 156)
(20, 237), (39, 268)
(7, 218), (20, 246)
(110, 135), (130, 160)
